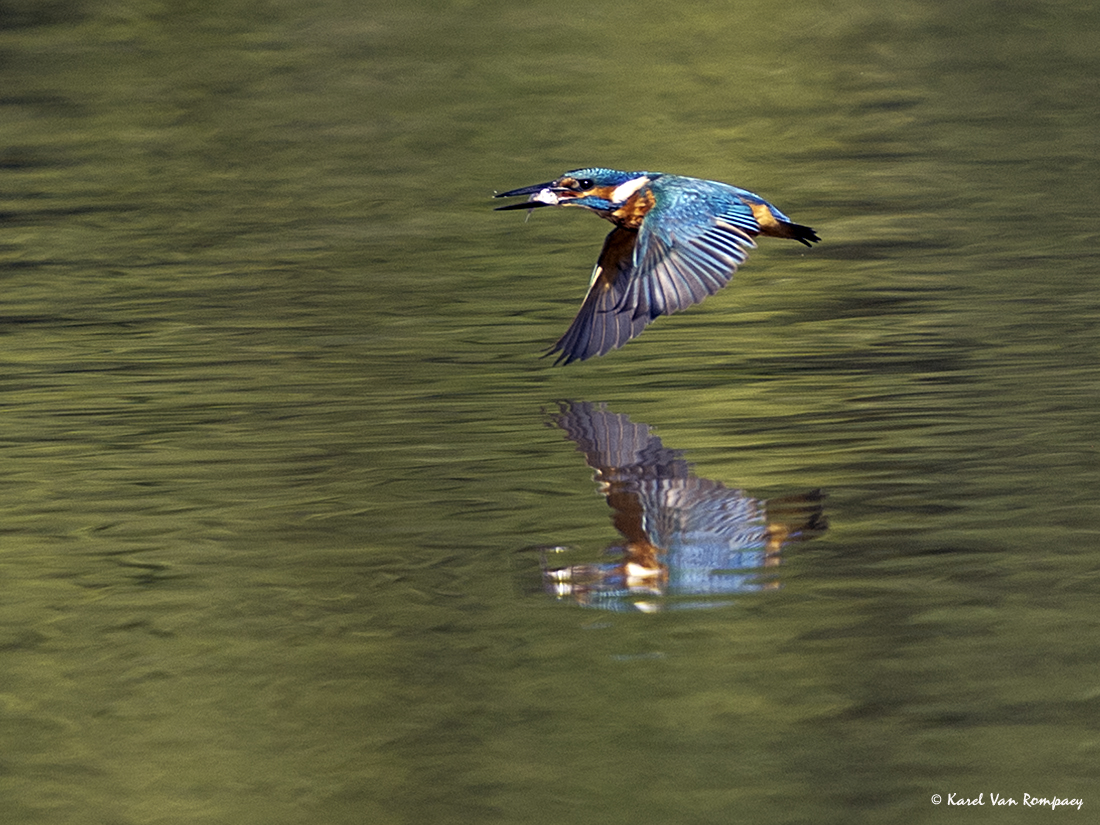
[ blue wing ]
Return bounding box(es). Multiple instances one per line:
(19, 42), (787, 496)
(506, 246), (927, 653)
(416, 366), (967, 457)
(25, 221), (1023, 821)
(628, 177), (761, 318)
(549, 227), (649, 364)
(548, 177), (761, 364)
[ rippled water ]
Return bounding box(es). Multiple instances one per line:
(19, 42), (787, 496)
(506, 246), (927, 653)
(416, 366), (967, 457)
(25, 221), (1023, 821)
(3, 1), (1099, 823)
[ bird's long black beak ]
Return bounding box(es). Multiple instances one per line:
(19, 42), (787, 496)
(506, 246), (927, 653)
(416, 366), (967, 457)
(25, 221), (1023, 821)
(493, 180), (562, 212)
(494, 200), (555, 211)
(494, 181), (556, 199)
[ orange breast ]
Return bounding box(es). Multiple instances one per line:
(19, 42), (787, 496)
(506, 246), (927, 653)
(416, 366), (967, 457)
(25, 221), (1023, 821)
(611, 189), (656, 229)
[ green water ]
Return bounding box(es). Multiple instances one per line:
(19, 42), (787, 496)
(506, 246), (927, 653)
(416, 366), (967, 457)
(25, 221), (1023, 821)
(2, 1), (1099, 822)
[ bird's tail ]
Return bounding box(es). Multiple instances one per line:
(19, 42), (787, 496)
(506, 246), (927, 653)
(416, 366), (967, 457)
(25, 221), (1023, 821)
(785, 222), (821, 248)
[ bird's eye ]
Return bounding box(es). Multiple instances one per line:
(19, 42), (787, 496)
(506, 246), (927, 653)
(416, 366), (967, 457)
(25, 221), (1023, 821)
(576, 178), (593, 189)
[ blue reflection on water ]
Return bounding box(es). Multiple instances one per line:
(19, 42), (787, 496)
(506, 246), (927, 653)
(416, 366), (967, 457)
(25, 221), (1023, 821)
(525, 401), (827, 611)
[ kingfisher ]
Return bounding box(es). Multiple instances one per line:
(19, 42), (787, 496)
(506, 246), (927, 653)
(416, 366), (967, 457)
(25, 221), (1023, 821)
(495, 167), (819, 365)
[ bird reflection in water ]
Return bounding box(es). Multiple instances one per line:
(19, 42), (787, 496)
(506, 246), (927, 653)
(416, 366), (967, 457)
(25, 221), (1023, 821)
(532, 402), (827, 611)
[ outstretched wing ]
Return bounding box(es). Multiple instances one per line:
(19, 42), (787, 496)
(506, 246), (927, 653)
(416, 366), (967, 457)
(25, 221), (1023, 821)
(548, 226), (650, 365)
(548, 178), (761, 365)
(628, 179), (760, 319)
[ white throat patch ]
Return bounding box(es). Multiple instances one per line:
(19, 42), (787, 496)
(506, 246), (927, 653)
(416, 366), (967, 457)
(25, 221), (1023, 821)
(609, 176), (650, 204)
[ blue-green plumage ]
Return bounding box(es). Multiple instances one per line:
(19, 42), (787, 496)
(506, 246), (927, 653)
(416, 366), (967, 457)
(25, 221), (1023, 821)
(495, 167), (819, 365)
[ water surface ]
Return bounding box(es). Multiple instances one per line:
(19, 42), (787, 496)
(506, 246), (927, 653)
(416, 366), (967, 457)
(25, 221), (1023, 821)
(2, 1), (1099, 823)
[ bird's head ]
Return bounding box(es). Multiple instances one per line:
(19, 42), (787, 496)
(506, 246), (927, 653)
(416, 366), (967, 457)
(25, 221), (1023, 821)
(494, 167), (657, 214)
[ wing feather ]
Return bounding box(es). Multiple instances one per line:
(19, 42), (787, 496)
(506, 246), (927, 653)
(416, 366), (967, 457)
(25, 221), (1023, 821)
(549, 227), (647, 365)
(548, 177), (765, 364)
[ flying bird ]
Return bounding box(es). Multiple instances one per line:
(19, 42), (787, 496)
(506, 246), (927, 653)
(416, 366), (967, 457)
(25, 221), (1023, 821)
(495, 167), (819, 364)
